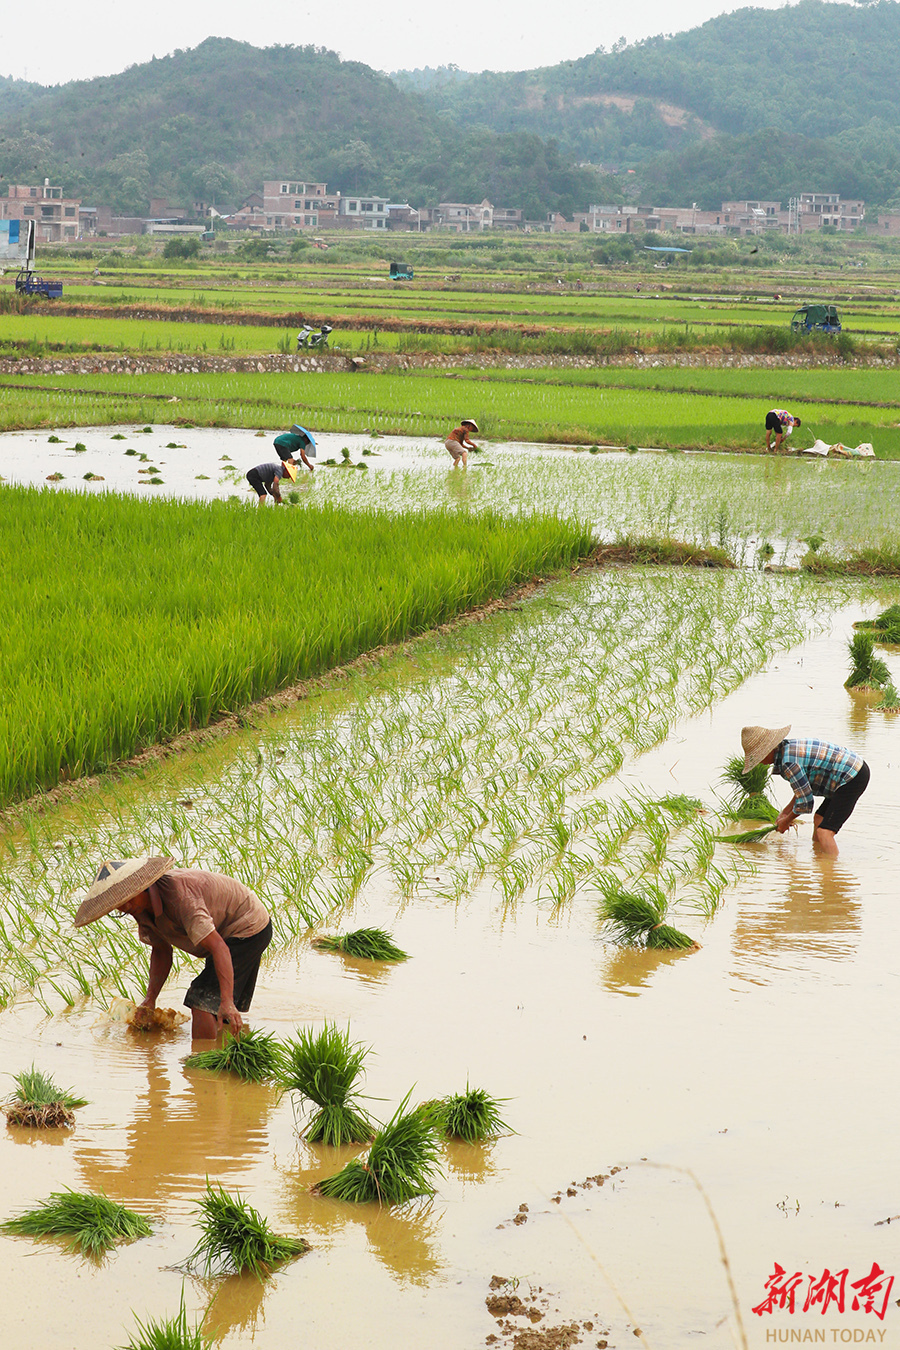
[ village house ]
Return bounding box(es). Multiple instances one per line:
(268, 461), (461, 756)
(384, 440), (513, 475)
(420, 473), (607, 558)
(1, 181), (81, 242)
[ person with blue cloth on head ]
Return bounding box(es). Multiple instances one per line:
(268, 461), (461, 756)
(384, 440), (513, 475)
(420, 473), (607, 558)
(740, 724), (869, 858)
(273, 423), (316, 473)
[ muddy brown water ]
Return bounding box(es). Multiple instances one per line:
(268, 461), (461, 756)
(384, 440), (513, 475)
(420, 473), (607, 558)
(2, 611), (900, 1350)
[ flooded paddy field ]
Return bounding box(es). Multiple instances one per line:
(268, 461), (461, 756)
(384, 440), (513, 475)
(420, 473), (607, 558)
(2, 557), (900, 1349)
(1, 423), (898, 567)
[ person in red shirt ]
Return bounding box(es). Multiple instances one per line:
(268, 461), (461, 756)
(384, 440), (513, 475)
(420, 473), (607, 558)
(74, 857), (272, 1038)
(444, 418), (479, 468)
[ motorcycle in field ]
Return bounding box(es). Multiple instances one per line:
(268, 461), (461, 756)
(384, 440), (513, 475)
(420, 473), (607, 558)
(297, 323), (333, 350)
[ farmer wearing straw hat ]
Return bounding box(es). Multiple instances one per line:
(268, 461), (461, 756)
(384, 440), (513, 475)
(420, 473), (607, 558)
(444, 418), (479, 469)
(74, 858), (272, 1038)
(273, 424), (316, 473)
(246, 458), (298, 505)
(741, 726), (869, 857)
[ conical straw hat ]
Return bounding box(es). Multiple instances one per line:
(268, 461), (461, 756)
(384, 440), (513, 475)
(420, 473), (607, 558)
(74, 856), (174, 927)
(741, 725), (791, 774)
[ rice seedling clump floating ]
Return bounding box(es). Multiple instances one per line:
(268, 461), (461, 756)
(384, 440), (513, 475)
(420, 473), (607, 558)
(854, 603), (900, 644)
(280, 1023), (373, 1144)
(2, 1189), (152, 1257)
(188, 1182), (308, 1279)
(185, 1028), (284, 1083)
(845, 633), (891, 691)
(118, 1290), (211, 1350)
(313, 927), (408, 962)
(598, 885), (698, 951)
(419, 1087), (511, 1142)
(3, 1065), (88, 1128)
(716, 823), (778, 844)
(313, 1097), (442, 1206)
(720, 755), (778, 821)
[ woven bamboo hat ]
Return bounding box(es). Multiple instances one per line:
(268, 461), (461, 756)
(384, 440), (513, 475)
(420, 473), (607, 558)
(461, 418), (479, 431)
(74, 856), (174, 928)
(741, 725), (791, 774)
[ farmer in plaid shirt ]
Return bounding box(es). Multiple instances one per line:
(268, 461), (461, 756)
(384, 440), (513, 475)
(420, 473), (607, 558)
(741, 725), (870, 858)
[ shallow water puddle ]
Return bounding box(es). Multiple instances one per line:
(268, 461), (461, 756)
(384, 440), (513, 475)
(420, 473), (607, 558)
(2, 593), (900, 1349)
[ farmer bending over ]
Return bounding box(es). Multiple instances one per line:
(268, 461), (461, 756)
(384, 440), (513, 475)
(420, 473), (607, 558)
(273, 424), (316, 473)
(740, 725), (869, 858)
(74, 857), (272, 1038)
(445, 418), (479, 469)
(246, 457), (297, 505)
(765, 408), (801, 454)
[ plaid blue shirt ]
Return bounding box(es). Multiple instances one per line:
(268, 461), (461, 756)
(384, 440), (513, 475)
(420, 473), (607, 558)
(772, 739), (863, 815)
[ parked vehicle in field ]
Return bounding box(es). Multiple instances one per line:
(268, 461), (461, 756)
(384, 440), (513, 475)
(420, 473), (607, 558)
(297, 322), (333, 350)
(15, 270), (63, 299)
(390, 261), (414, 280)
(791, 303), (841, 335)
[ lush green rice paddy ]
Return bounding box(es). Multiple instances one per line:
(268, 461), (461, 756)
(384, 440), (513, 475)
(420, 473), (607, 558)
(0, 487), (589, 808)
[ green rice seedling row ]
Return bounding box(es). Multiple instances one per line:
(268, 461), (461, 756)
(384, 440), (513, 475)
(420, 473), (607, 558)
(0, 567), (855, 1009)
(0, 487), (589, 806)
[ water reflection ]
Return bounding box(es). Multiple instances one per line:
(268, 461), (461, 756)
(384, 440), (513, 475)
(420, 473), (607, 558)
(597, 945), (699, 996)
(282, 1147), (443, 1286)
(444, 1137), (499, 1187)
(73, 1042), (279, 1211)
(200, 1271), (271, 1345)
(732, 856), (861, 967)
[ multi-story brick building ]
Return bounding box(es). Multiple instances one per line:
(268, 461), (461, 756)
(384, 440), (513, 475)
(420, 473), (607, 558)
(1, 181), (81, 242)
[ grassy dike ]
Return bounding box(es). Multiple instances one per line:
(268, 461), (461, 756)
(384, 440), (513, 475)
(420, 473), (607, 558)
(0, 485), (591, 807)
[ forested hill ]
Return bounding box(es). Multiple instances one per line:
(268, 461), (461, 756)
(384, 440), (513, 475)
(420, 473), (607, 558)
(391, 1), (900, 208)
(0, 39), (608, 217)
(397, 1), (900, 146)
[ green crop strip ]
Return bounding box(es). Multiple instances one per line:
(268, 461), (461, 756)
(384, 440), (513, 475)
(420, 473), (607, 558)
(0, 567), (858, 1011)
(0, 487), (589, 808)
(3, 368), (900, 454)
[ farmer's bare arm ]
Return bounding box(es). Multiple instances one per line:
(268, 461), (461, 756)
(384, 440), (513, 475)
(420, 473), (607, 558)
(140, 941), (173, 1007)
(299, 448), (314, 471)
(196, 930), (241, 1035)
(776, 798), (801, 832)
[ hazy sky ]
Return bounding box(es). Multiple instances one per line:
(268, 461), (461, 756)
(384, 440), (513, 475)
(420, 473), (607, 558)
(5, 0), (828, 87)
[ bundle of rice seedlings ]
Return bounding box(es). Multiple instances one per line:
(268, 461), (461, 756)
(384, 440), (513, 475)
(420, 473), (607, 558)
(716, 823), (778, 844)
(719, 755), (778, 821)
(598, 885), (698, 951)
(3, 1065), (88, 1128)
(419, 1087), (510, 1142)
(877, 681), (900, 712)
(845, 633), (891, 690)
(313, 927), (408, 962)
(188, 1182), (308, 1279)
(313, 1097), (441, 1206)
(118, 1290), (211, 1350)
(280, 1023), (373, 1145)
(855, 603), (900, 643)
(185, 1028), (284, 1083)
(1, 1189), (152, 1257)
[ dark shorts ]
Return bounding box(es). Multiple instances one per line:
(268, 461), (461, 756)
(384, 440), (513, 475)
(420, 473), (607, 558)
(184, 920), (273, 1014)
(246, 467), (273, 498)
(817, 762), (869, 834)
(765, 412), (784, 434)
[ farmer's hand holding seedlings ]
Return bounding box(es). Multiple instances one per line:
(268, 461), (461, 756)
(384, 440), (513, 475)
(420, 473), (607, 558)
(740, 725), (869, 858)
(74, 857), (273, 1039)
